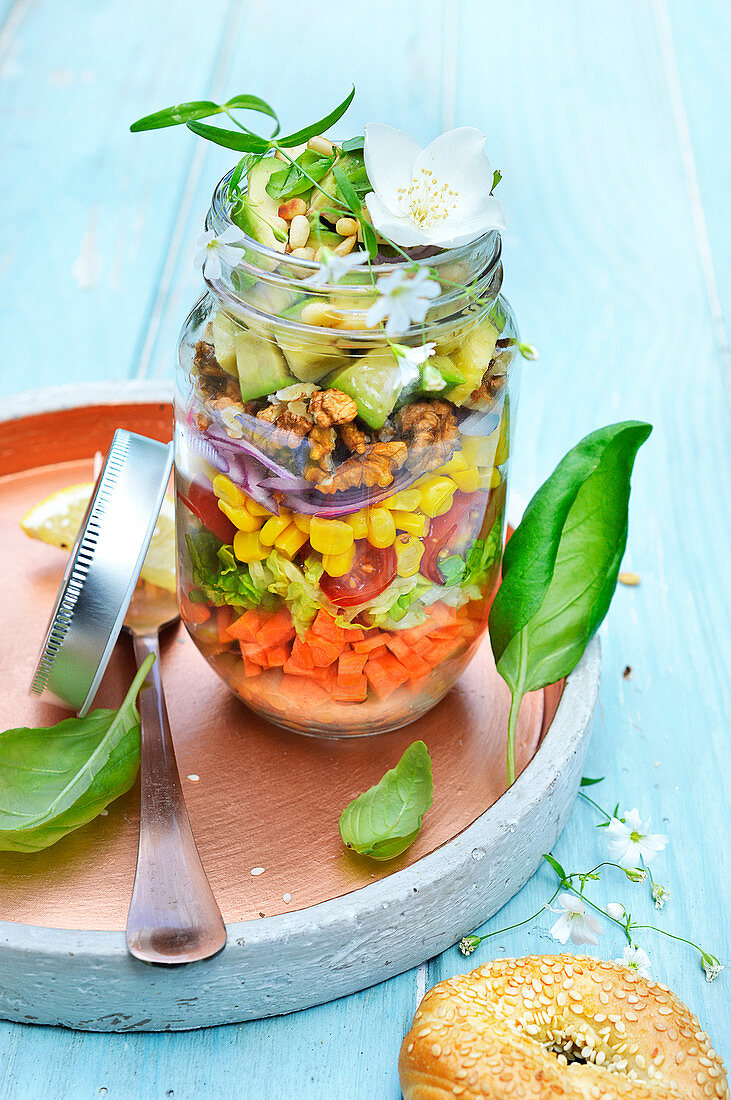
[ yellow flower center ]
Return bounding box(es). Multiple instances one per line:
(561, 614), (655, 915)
(397, 167), (458, 228)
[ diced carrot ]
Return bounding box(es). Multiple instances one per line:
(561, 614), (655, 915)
(366, 645), (388, 660)
(398, 620), (439, 646)
(265, 645), (290, 667)
(290, 636), (315, 669)
(344, 627), (366, 643)
(242, 657), (262, 678)
(279, 676), (330, 706)
(311, 610), (345, 647)
(310, 665), (337, 691)
(256, 608), (295, 648)
(333, 675), (368, 703)
(307, 634), (342, 667)
(413, 637), (435, 658)
(365, 653), (410, 699)
(404, 651), (432, 681)
(226, 608), (261, 642)
(429, 638), (464, 664)
(180, 591), (211, 625)
(384, 634), (412, 662)
(337, 650), (368, 687)
(352, 632), (389, 654)
(217, 606), (237, 643)
(429, 626), (461, 642)
(282, 659), (313, 677)
(240, 641), (268, 664)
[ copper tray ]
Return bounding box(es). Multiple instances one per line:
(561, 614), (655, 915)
(0, 384), (600, 1031)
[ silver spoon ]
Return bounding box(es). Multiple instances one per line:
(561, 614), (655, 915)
(123, 583), (226, 964)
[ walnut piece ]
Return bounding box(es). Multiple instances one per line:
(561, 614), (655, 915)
(316, 441), (407, 495)
(194, 340), (240, 400)
(396, 400), (460, 475)
(339, 421), (370, 455)
(309, 388), (358, 427)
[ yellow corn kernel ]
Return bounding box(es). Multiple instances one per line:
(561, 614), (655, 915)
(391, 510), (427, 537)
(433, 493), (457, 517)
(218, 500), (262, 532)
(367, 507), (397, 548)
(495, 417), (510, 465)
(381, 488), (422, 512)
(274, 524), (310, 559)
(212, 474), (246, 507)
(260, 515), (292, 546)
(246, 496), (274, 517)
(419, 476), (456, 518)
(438, 452), (468, 477)
(292, 513), (311, 533)
(233, 530), (268, 563)
(394, 534), (425, 577)
(322, 545), (356, 577)
(344, 509), (368, 539)
(452, 466), (481, 494)
(461, 433), (497, 469)
(479, 468), (502, 491)
(309, 516), (355, 556)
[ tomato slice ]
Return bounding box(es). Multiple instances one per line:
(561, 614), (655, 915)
(178, 479), (236, 545)
(320, 540), (397, 607)
(421, 490), (491, 585)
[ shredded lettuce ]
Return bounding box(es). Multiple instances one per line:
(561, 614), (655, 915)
(438, 518), (502, 593)
(186, 532), (270, 609)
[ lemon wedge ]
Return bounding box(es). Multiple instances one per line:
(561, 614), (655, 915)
(21, 483), (176, 593)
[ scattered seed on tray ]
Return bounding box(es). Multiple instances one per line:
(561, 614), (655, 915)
(250, 867), (265, 876)
(187, 774), (200, 782)
(283, 893), (292, 904)
(623, 665), (633, 679)
(618, 571), (641, 586)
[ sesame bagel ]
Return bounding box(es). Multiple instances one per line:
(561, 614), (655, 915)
(399, 954), (727, 1099)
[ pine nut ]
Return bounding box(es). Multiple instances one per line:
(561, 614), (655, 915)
(290, 246), (315, 260)
(336, 217), (359, 237)
(288, 214), (311, 250)
(278, 197), (307, 221)
(300, 301), (341, 327)
(307, 135), (334, 156)
(618, 571), (641, 586)
(334, 234), (357, 257)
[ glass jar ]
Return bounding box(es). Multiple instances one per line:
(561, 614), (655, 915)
(174, 171), (520, 737)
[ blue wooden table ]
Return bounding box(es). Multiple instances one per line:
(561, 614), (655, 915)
(1, 1), (729, 1095)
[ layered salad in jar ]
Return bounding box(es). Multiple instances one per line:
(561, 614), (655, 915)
(166, 98), (522, 735)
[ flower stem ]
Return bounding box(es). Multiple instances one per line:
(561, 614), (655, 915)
(471, 885), (563, 947)
(579, 791), (612, 821)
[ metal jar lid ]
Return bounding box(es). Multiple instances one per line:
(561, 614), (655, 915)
(30, 429), (173, 714)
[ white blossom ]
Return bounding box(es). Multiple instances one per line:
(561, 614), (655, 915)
(364, 123), (505, 248)
(702, 955), (724, 983)
(390, 341), (436, 389)
(365, 267), (440, 336)
(549, 894), (604, 946)
(652, 883), (671, 910)
(605, 902), (626, 921)
(302, 247), (369, 288)
(194, 226), (247, 280)
(606, 808), (668, 869)
(615, 945), (652, 979)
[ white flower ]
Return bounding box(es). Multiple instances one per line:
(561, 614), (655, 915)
(652, 883), (671, 910)
(302, 247), (369, 288)
(390, 341), (436, 389)
(549, 894), (604, 946)
(605, 902), (626, 921)
(459, 936), (480, 957)
(365, 268), (440, 336)
(615, 945), (652, 979)
(606, 809), (669, 870)
(702, 955), (724, 983)
(364, 123), (505, 248)
(194, 226), (247, 280)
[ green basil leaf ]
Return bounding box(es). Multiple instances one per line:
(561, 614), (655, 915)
(278, 86), (356, 147)
(580, 776), (604, 787)
(341, 135), (365, 152)
(185, 120), (269, 153)
(130, 100), (223, 131)
(339, 740), (433, 860)
(543, 853), (567, 882)
(0, 655), (154, 852)
(489, 421), (652, 693)
(332, 162), (362, 215)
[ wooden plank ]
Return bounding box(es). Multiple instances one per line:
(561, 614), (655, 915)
(430, 0), (731, 1060)
(0, 0), (231, 395)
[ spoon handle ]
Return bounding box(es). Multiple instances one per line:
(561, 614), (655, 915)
(126, 631), (226, 964)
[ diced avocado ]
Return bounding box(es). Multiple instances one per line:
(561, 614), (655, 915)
(395, 355), (466, 408)
(236, 159), (288, 251)
(447, 320), (499, 404)
(276, 299), (349, 382)
(308, 223), (345, 251)
(212, 312), (238, 376)
(307, 152), (362, 218)
(432, 355), (465, 387)
(235, 326), (294, 400)
(325, 348), (401, 429)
